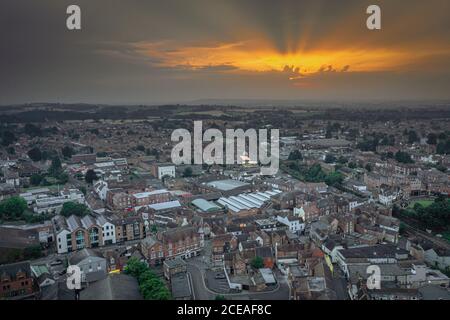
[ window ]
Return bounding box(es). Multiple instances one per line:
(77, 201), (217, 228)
(76, 230), (85, 249)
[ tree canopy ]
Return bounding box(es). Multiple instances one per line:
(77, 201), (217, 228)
(0, 197), (28, 220)
(395, 151), (414, 164)
(183, 167), (193, 177)
(251, 256), (264, 269)
(27, 147), (42, 162)
(60, 202), (90, 217)
(325, 172), (344, 187)
(288, 150), (303, 161)
(125, 258), (171, 300)
(401, 199), (450, 231)
(62, 146), (74, 159)
(85, 169), (99, 184)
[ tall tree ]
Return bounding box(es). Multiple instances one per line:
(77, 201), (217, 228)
(61, 146), (74, 159)
(49, 156), (62, 177)
(60, 202), (90, 217)
(0, 197), (27, 220)
(85, 169), (99, 184)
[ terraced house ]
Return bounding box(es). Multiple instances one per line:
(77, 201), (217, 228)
(0, 262), (36, 299)
(53, 214), (116, 254)
(141, 226), (203, 265)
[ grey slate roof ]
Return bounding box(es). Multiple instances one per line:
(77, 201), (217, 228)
(69, 248), (105, 265)
(0, 261), (32, 279)
(171, 273), (191, 299)
(80, 274), (142, 300)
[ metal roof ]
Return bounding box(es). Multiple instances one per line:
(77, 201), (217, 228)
(216, 190), (279, 213)
(148, 200), (181, 211)
(191, 198), (221, 212)
(205, 179), (250, 191)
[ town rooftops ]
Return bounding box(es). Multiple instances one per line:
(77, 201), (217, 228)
(162, 226), (197, 243)
(0, 261), (32, 279)
(155, 163), (175, 168)
(191, 198), (222, 213)
(418, 284), (450, 300)
(255, 246), (273, 258)
(141, 237), (160, 247)
(0, 226), (39, 249)
(69, 248), (105, 265)
(289, 265), (309, 278)
(31, 264), (50, 278)
(217, 190), (281, 213)
(170, 273), (192, 299)
(338, 244), (409, 260)
(259, 268), (276, 284)
(164, 257), (187, 269)
(205, 179), (250, 191)
(301, 139), (352, 148)
(133, 189), (169, 199)
(80, 274), (142, 300)
(307, 277), (327, 292)
(347, 263), (409, 282)
(147, 200), (181, 211)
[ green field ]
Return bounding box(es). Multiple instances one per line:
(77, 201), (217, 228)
(408, 199), (434, 209)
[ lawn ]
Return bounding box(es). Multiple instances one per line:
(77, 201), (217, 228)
(408, 199), (434, 209)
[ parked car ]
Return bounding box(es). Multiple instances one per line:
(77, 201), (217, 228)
(50, 259), (63, 266)
(214, 272), (226, 279)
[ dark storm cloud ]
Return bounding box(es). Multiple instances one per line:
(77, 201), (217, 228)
(0, 0), (449, 104)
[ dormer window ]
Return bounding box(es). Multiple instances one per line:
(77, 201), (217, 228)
(1, 274), (11, 283)
(16, 271), (26, 280)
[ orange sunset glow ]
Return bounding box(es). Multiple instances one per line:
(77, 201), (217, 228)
(134, 40), (426, 78)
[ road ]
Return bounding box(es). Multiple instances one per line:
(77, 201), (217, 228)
(187, 263), (215, 300)
(331, 269), (349, 300)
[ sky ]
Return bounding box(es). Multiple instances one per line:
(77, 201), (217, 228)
(1, 0), (449, 105)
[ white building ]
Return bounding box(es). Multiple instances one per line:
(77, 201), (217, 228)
(97, 215), (116, 245)
(34, 189), (85, 214)
(276, 214), (305, 233)
(20, 188), (51, 205)
(379, 192), (397, 206)
(53, 214), (115, 254)
(94, 180), (109, 201)
(155, 164), (176, 180)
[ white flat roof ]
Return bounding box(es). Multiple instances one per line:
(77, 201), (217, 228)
(148, 200), (181, 211)
(206, 179), (249, 191)
(133, 189), (169, 198)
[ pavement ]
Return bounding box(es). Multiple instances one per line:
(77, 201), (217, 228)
(331, 271), (349, 300)
(187, 263), (214, 300)
(205, 270), (230, 294)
